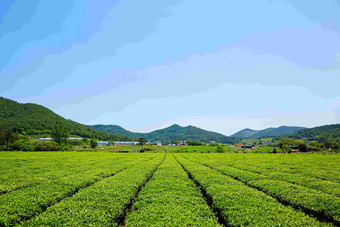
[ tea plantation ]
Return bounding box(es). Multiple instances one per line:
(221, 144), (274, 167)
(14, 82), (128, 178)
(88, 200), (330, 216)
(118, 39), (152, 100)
(0, 152), (339, 226)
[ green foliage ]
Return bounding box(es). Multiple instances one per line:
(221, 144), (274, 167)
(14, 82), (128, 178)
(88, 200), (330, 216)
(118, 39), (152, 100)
(0, 153), (158, 226)
(82, 137), (89, 145)
(125, 155), (220, 226)
(0, 124), (18, 150)
(231, 126), (306, 138)
(0, 152), (338, 226)
(309, 141), (321, 151)
(22, 156), (163, 227)
(298, 144), (308, 152)
(279, 138), (308, 152)
(34, 140), (59, 151)
(184, 153), (340, 223)
(291, 124), (340, 142)
(138, 137), (147, 152)
(279, 138), (293, 148)
(92, 124), (240, 144)
(59, 144), (73, 151)
(0, 97), (132, 141)
(90, 138), (98, 149)
(176, 155), (323, 226)
(323, 141), (340, 150)
(9, 140), (34, 151)
(51, 121), (69, 145)
(216, 145), (224, 153)
(67, 139), (83, 146)
(187, 140), (204, 146)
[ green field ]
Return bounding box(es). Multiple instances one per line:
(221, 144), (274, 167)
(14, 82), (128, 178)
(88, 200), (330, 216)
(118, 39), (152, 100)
(0, 152), (339, 226)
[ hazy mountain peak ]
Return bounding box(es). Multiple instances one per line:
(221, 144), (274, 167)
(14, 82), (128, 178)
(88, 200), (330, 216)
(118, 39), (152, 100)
(231, 126), (306, 138)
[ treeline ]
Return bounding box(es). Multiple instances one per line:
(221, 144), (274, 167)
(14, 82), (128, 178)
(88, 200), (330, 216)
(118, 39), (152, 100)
(0, 122), (113, 151)
(0, 97), (131, 141)
(0, 124), (58, 151)
(274, 138), (339, 152)
(290, 124), (340, 142)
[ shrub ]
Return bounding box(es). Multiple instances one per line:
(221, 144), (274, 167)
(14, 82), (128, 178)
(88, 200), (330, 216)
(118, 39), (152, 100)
(298, 144), (308, 152)
(323, 141), (340, 150)
(34, 140), (59, 151)
(59, 145), (73, 151)
(90, 139), (98, 149)
(68, 139), (82, 146)
(216, 145), (224, 153)
(9, 140), (34, 151)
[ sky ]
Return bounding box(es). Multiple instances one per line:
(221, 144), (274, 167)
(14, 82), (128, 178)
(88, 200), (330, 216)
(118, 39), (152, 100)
(1, 0), (340, 136)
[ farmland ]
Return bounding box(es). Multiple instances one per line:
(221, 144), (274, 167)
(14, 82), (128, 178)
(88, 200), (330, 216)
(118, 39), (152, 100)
(0, 152), (339, 226)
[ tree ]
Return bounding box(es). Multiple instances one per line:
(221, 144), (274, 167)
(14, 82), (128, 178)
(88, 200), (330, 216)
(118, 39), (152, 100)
(51, 122), (69, 145)
(82, 138), (89, 145)
(216, 145), (224, 153)
(272, 148), (277, 153)
(0, 125), (18, 150)
(90, 138), (98, 149)
(298, 144), (308, 152)
(309, 141), (321, 151)
(279, 138), (292, 148)
(138, 137), (147, 151)
(323, 141), (340, 150)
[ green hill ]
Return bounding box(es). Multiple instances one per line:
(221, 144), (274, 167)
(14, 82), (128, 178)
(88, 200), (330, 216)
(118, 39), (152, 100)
(231, 126), (306, 138)
(91, 124), (238, 143)
(291, 124), (340, 142)
(230, 128), (258, 138)
(90, 124), (143, 138)
(0, 97), (131, 141)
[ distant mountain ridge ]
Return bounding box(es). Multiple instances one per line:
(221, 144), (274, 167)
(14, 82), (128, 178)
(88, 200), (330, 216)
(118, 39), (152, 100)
(231, 126), (306, 138)
(0, 97), (131, 141)
(90, 124), (237, 143)
(2, 97), (338, 143)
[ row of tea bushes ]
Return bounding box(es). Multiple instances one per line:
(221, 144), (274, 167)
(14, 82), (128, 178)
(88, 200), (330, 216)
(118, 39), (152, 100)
(20, 155), (165, 226)
(186, 154), (340, 224)
(0, 153), (157, 226)
(176, 155), (326, 226)
(125, 155), (221, 226)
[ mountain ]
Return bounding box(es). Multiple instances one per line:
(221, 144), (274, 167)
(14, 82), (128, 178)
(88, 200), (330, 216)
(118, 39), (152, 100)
(91, 124), (143, 138)
(230, 128), (258, 138)
(291, 124), (340, 142)
(91, 124), (238, 143)
(231, 126), (306, 138)
(0, 97), (131, 141)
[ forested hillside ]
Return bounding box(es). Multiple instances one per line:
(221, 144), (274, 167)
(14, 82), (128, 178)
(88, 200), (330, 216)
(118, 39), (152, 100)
(91, 124), (239, 143)
(0, 97), (131, 141)
(91, 124), (141, 138)
(291, 124), (340, 142)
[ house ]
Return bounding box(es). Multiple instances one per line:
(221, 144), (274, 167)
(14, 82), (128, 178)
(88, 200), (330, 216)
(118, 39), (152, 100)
(97, 141), (110, 146)
(114, 141), (139, 146)
(241, 144), (254, 149)
(180, 141), (187, 146)
(288, 145), (299, 151)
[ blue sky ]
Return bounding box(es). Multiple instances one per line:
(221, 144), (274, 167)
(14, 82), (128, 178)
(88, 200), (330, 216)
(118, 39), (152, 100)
(1, 0), (339, 135)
